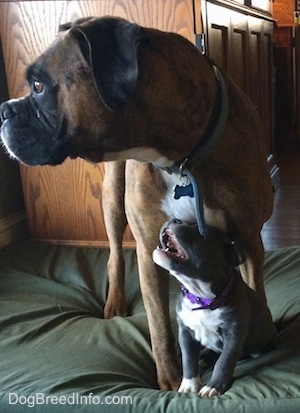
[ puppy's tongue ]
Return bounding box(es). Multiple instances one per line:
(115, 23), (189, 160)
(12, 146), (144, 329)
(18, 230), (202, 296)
(153, 248), (169, 268)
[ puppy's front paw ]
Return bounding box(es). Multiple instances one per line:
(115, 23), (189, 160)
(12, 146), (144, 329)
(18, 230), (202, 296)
(198, 385), (219, 397)
(178, 377), (201, 393)
(199, 378), (230, 397)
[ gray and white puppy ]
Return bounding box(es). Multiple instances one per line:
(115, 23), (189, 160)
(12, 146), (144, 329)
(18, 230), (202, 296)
(153, 219), (277, 397)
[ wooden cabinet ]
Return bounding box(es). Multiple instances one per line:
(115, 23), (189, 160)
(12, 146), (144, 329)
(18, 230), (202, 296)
(0, 0), (275, 246)
(202, 0), (275, 159)
(224, 0), (273, 15)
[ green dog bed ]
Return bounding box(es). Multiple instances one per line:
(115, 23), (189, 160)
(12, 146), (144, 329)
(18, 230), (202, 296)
(0, 241), (300, 412)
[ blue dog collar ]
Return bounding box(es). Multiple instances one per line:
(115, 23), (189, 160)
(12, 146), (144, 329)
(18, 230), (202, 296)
(180, 271), (236, 311)
(167, 64), (229, 238)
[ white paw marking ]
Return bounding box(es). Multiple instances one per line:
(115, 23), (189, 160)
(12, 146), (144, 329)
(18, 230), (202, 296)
(178, 377), (201, 393)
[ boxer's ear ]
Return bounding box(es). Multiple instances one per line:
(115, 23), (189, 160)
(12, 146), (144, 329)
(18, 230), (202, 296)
(70, 18), (148, 111)
(59, 18), (94, 33)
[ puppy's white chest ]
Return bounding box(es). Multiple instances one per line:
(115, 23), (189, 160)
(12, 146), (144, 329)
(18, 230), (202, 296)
(178, 299), (224, 352)
(161, 173), (196, 221)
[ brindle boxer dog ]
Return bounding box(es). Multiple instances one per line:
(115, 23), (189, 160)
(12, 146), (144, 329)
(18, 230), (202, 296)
(0, 17), (273, 391)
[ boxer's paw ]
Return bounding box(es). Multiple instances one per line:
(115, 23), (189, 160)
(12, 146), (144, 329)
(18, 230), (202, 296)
(156, 346), (181, 391)
(178, 377), (201, 393)
(104, 289), (127, 318)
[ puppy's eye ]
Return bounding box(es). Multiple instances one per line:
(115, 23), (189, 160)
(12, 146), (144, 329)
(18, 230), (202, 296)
(33, 80), (44, 94)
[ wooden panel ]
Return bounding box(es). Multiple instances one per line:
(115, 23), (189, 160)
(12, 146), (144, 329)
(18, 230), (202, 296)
(205, 2), (231, 71)
(230, 12), (248, 92)
(273, 0), (294, 26)
(261, 21), (274, 152)
(0, 0), (194, 246)
(193, 0), (203, 33)
(204, 0), (275, 157)
(0, 0), (195, 98)
(206, 3), (255, 98)
(248, 18), (262, 116)
(20, 159), (105, 244)
(248, 18), (274, 152)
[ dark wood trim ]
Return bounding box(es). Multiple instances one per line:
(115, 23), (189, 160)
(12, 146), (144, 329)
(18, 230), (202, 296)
(205, 0), (274, 21)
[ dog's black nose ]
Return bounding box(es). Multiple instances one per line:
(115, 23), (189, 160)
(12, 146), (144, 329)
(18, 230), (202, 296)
(0, 102), (17, 123)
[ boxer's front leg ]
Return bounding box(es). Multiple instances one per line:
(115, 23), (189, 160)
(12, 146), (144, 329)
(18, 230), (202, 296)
(125, 161), (181, 390)
(102, 161), (127, 318)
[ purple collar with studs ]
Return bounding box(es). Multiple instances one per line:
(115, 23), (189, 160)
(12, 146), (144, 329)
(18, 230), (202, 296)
(180, 272), (236, 311)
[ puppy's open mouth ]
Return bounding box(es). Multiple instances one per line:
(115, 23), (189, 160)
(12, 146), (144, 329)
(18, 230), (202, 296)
(159, 228), (188, 260)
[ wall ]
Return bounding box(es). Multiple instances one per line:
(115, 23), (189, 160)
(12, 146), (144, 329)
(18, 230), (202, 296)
(273, 0), (294, 25)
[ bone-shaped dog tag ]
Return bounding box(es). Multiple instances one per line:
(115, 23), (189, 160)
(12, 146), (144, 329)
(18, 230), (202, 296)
(173, 183), (195, 200)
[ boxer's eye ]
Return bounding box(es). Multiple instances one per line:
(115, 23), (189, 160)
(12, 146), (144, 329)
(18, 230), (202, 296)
(33, 80), (44, 94)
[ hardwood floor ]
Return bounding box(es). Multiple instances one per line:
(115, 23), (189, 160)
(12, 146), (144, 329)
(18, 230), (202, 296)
(262, 151), (300, 251)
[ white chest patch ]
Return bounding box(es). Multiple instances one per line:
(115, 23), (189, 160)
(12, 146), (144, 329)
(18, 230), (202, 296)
(178, 298), (224, 352)
(161, 172), (196, 221)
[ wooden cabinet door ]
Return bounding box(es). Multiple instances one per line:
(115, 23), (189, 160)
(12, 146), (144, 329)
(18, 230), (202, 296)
(0, 0), (195, 247)
(202, 2), (231, 72)
(204, 1), (274, 154)
(204, 2), (250, 88)
(248, 17), (274, 153)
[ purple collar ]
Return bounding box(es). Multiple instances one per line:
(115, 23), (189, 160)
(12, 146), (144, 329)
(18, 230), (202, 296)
(180, 272), (236, 311)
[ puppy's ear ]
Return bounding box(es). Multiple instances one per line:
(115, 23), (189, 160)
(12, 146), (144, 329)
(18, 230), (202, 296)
(206, 227), (245, 267)
(69, 17), (148, 111)
(224, 239), (245, 267)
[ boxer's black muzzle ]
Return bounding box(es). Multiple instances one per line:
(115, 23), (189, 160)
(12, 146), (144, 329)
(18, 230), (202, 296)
(0, 95), (69, 166)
